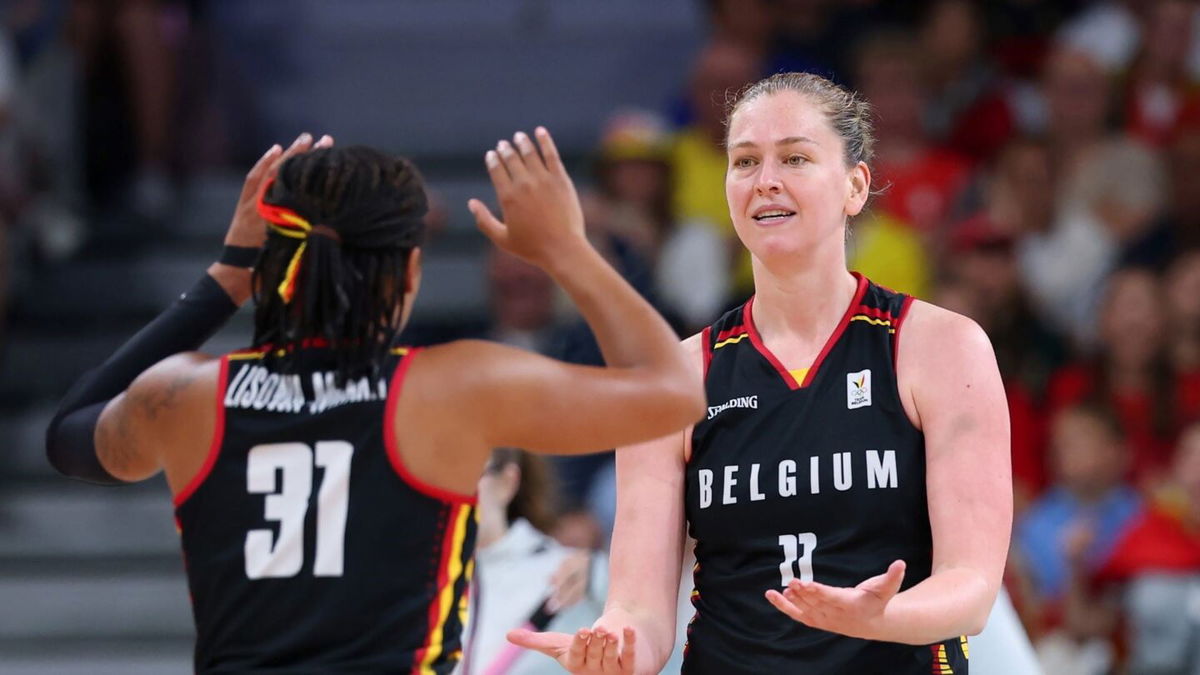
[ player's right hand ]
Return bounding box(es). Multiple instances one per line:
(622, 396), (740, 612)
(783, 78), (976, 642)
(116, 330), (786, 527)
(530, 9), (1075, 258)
(507, 625), (636, 674)
(468, 126), (589, 270)
(224, 132), (334, 249)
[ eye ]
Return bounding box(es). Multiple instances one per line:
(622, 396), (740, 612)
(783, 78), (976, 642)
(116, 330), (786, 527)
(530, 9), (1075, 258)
(733, 156), (757, 169)
(785, 154), (807, 166)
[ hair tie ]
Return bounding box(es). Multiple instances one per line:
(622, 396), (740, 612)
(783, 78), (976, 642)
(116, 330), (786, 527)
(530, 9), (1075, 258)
(258, 179), (316, 304)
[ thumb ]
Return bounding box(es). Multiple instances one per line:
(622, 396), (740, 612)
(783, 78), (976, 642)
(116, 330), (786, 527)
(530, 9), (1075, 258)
(507, 628), (572, 655)
(858, 560), (906, 600)
(468, 198), (508, 245)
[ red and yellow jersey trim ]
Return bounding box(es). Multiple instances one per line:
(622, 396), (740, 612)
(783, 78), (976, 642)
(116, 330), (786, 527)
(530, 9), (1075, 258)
(414, 502), (474, 674)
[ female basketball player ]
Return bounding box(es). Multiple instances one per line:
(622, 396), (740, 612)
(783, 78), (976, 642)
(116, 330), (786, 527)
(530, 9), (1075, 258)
(510, 72), (1011, 673)
(45, 129), (704, 672)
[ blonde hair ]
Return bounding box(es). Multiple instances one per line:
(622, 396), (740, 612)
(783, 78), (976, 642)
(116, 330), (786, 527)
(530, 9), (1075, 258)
(726, 71), (876, 168)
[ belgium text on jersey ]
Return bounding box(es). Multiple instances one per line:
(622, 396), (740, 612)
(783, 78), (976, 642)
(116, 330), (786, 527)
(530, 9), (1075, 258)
(695, 450), (899, 508)
(224, 363), (389, 415)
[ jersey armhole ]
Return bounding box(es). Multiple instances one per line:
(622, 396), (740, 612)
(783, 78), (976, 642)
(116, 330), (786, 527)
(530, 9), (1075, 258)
(173, 355), (229, 508)
(384, 348), (478, 505)
(700, 325), (713, 381)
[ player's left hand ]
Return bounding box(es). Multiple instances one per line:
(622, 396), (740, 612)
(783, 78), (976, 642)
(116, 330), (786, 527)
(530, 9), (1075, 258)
(765, 560), (906, 641)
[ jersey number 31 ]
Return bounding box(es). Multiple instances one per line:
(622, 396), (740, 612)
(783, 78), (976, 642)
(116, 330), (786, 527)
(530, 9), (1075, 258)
(244, 441), (353, 579)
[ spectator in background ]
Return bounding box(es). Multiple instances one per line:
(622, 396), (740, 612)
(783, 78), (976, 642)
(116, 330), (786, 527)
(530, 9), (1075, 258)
(701, 0), (772, 62)
(1092, 423), (1200, 675)
(1133, 122), (1200, 264)
(1014, 403), (1141, 672)
(920, 0), (1017, 163)
(1119, 0), (1200, 148)
(593, 109), (726, 335)
(853, 29), (973, 237)
(485, 248), (558, 355)
(1166, 250), (1200, 427)
(1034, 46), (1113, 193)
(462, 449), (606, 675)
(669, 39), (760, 299)
(68, 0), (184, 218)
(1046, 268), (1180, 483)
(1020, 139), (1165, 345)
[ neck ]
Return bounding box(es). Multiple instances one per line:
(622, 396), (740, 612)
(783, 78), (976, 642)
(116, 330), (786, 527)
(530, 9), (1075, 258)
(749, 243), (858, 348)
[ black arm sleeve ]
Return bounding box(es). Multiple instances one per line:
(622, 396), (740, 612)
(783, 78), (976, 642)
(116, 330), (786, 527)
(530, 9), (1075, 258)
(45, 273), (240, 484)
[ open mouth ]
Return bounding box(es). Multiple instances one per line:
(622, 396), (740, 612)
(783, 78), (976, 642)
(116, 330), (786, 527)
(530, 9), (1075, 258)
(752, 209), (796, 224)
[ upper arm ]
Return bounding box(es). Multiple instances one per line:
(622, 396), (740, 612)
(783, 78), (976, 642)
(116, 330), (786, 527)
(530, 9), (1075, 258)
(96, 352), (212, 482)
(416, 335), (705, 455)
(899, 302), (1012, 590)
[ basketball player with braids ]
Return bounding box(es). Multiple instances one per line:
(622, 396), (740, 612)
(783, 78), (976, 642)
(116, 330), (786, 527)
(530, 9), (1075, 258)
(45, 129), (703, 673)
(511, 72), (1011, 673)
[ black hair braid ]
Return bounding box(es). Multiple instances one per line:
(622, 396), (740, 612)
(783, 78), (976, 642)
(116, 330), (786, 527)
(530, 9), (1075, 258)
(251, 146), (428, 385)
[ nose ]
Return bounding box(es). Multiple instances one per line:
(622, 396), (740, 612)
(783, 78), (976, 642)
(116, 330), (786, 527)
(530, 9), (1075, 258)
(754, 162), (782, 196)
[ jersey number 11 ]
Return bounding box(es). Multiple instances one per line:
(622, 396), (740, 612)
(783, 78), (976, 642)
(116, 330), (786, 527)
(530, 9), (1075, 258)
(244, 441), (354, 580)
(778, 532), (817, 586)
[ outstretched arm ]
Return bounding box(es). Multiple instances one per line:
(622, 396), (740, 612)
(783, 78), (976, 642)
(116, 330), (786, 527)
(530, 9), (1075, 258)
(505, 335), (700, 674)
(419, 129), (704, 456)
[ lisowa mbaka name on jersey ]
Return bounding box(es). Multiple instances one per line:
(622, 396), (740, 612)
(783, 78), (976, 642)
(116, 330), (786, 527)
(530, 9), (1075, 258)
(696, 450), (899, 509)
(224, 363), (388, 415)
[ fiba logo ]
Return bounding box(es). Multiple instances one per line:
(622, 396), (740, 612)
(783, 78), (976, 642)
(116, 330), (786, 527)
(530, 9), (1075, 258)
(846, 369), (871, 409)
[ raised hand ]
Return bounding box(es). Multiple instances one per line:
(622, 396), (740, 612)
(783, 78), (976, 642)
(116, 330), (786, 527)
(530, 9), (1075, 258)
(765, 560), (906, 641)
(468, 127), (588, 269)
(507, 625), (637, 674)
(224, 133), (334, 248)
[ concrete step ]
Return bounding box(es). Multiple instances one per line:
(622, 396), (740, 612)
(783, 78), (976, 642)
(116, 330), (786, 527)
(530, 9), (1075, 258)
(0, 483), (180, 560)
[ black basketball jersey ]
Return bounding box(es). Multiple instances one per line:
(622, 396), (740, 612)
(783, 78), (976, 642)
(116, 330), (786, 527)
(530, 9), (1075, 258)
(683, 274), (969, 674)
(174, 345), (477, 673)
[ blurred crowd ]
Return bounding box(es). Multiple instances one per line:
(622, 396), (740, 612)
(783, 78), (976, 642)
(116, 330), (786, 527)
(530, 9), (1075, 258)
(7, 1), (1200, 673)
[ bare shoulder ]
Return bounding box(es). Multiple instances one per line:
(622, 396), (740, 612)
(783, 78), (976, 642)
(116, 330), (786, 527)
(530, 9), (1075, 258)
(896, 300), (1003, 430)
(899, 300), (995, 370)
(126, 351), (221, 415)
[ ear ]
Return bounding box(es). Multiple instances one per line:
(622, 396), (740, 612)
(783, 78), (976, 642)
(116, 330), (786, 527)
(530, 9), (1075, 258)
(845, 162), (871, 217)
(405, 247), (423, 295)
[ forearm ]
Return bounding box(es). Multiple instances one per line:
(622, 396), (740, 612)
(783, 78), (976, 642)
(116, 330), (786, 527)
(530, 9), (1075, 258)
(545, 244), (686, 374)
(875, 567), (995, 645)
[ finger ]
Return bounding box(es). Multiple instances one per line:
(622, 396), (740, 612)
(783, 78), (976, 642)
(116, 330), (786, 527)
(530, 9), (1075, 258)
(620, 627), (637, 675)
(496, 139), (530, 183)
(585, 628), (606, 665)
(765, 589), (808, 623)
(564, 629), (590, 671)
(240, 144), (282, 202)
(513, 131), (543, 174)
(535, 126), (565, 174)
(483, 149), (513, 196)
(314, 134), (334, 149)
(506, 629), (572, 657)
(600, 630), (620, 672)
(468, 198), (508, 246)
(262, 132), (314, 181)
(859, 560), (906, 600)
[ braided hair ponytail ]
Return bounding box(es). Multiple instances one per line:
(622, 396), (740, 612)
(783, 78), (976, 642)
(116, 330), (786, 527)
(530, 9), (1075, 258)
(252, 146), (428, 383)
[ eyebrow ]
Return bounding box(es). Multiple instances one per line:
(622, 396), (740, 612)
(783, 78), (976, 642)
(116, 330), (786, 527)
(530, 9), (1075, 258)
(728, 136), (820, 150)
